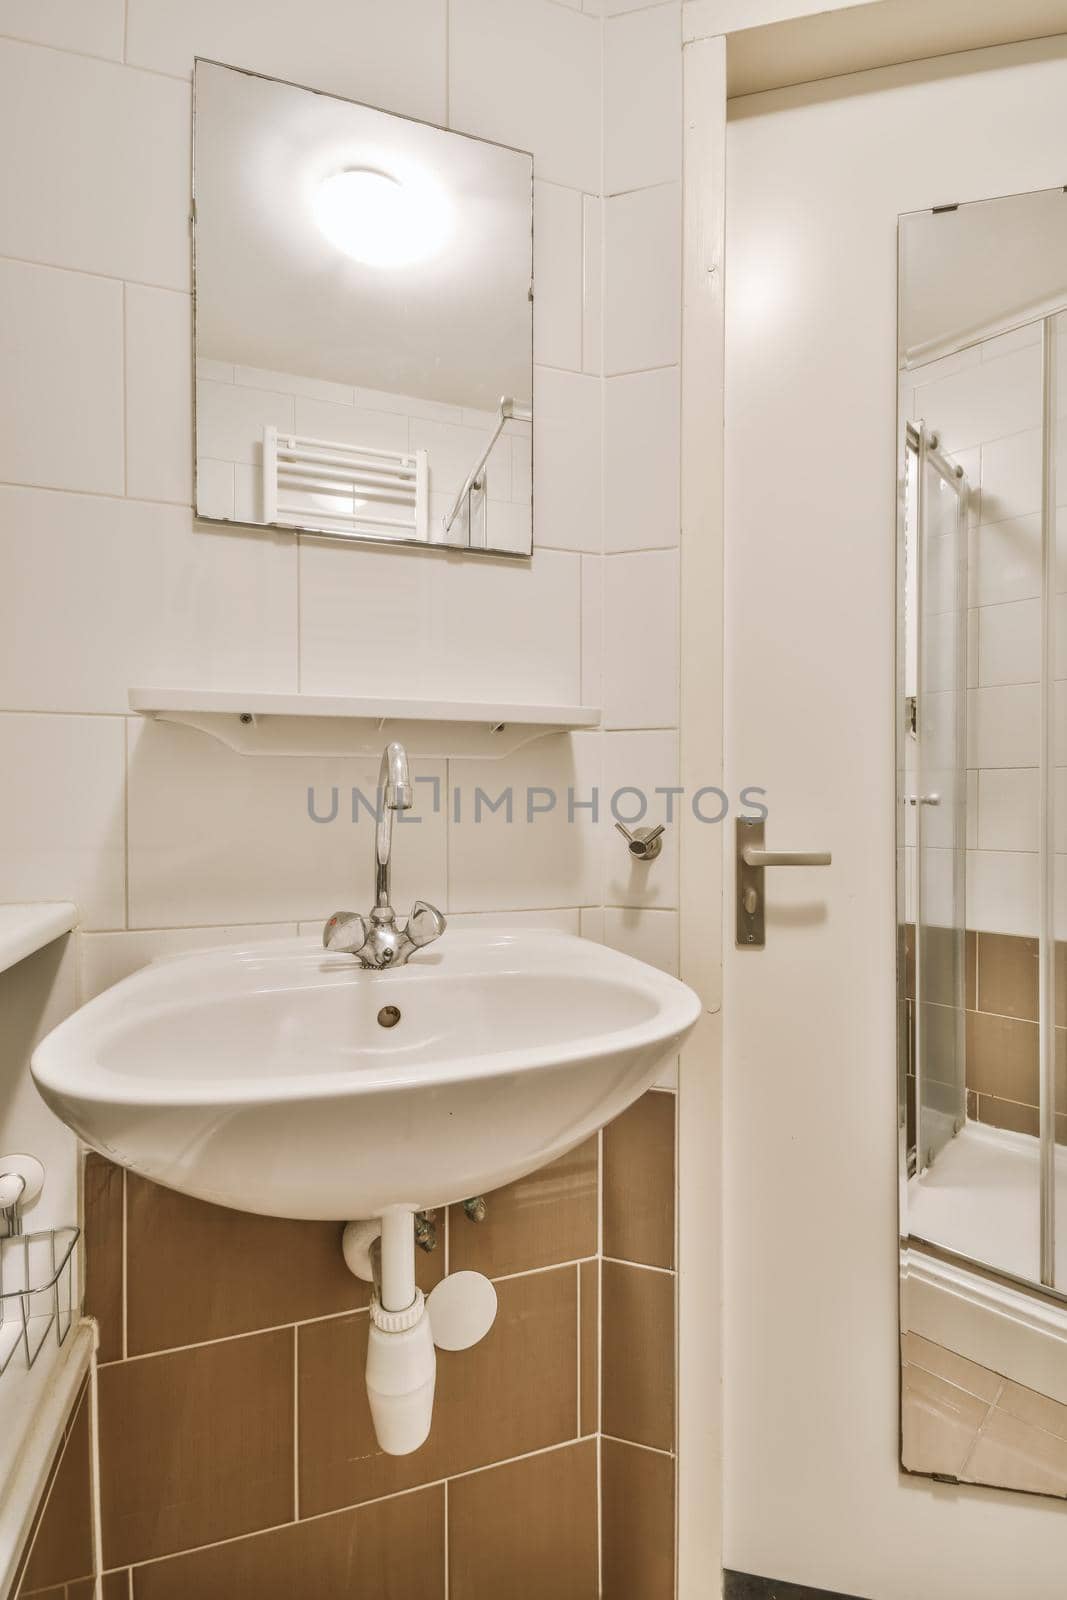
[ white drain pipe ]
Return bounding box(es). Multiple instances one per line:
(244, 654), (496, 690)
(343, 1208), (497, 1457)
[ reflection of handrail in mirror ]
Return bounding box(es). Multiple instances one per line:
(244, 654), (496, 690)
(443, 394), (533, 536)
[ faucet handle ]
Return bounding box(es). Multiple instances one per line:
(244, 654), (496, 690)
(323, 911), (368, 954)
(405, 901), (446, 949)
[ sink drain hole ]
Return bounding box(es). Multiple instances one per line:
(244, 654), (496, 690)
(377, 1005), (402, 1028)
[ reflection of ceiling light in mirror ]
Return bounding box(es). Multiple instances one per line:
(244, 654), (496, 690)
(313, 168), (452, 268)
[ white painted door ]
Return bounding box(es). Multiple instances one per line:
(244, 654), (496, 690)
(720, 43), (1067, 1600)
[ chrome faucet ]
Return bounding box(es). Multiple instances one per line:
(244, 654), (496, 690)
(323, 740), (446, 968)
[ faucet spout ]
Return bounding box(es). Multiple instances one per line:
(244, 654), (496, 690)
(376, 741), (412, 909)
(324, 740), (445, 968)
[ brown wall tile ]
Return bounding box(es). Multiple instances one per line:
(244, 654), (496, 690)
(976, 1095), (1039, 1139)
(449, 1441), (597, 1600)
(601, 1262), (674, 1452)
(580, 1260), (598, 1437)
(125, 1175), (439, 1355)
(133, 1487), (445, 1600)
(966, 1010), (1037, 1105)
(102, 1573), (131, 1600)
(601, 1438), (674, 1600)
(20, 1388), (94, 1592)
(99, 1329), (294, 1566)
(298, 1269), (577, 1515)
(978, 932), (1038, 1021)
(85, 1154), (124, 1363)
(448, 1140), (597, 1279)
(603, 1091), (675, 1269)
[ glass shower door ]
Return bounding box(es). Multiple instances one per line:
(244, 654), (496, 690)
(913, 425), (968, 1172)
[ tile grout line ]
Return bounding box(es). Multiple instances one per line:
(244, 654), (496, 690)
(959, 1379), (1007, 1477)
(601, 1431), (676, 1460)
(121, 1166), (128, 1361)
(575, 1260), (582, 1438)
(443, 1478), (450, 1600)
(292, 1325), (300, 1521)
(89, 1359), (105, 1596)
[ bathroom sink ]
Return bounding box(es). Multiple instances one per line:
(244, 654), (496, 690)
(31, 930), (701, 1220)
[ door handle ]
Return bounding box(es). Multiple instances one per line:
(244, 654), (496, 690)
(741, 847), (831, 868)
(736, 818), (831, 948)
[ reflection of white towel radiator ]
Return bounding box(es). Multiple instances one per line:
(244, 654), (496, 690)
(263, 426), (429, 541)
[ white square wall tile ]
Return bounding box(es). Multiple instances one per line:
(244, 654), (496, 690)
(534, 368), (602, 552)
(196, 379), (295, 469)
(0, 714), (125, 929)
(0, 41), (190, 288)
(443, 908), (581, 933)
(604, 368), (680, 551)
(299, 541), (581, 705)
(127, 721), (447, 927)
(605, 185), (682, 375)
(0, 486), (299, 713)
(0, 0), (124, 57)
(449, 0), (601, 193)
(603, 906), (678, 976)
(967, 850), (1039, 938)
(603, 550), (680, 728)
(977, 768), (1038, 854)
(534, 182), (583, 373)
(602, 730), (680, 908)
(126, 286), (194, 505)
(127, 0), (448, 120)
(977, 599), (1040, 687)
(0, 261), (123, 495)
(967, 684), (1039, 769)
(604, 4), (682, 195)
(447, 734), (602, 911)
(0, 489), (298, 713)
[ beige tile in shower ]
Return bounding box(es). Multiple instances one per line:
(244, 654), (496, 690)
(902, 1333), (1003, 1405)
(901, 1361), (990, 1479)
(997, 1380), (1067, 1444)
(965, 1407), (1067, 1497)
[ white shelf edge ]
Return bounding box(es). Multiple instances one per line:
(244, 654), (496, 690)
(0, 903), (78, 978)
(128, 689), (601, 758)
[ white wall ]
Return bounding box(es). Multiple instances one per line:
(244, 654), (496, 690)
(0, 0), (685, 1359)
(724, 35), (1067, 1599)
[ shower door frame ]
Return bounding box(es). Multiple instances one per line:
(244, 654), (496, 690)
(900, 419), (969, 1182)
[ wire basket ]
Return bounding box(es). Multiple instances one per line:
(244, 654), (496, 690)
(0, 1225), (79, 1376)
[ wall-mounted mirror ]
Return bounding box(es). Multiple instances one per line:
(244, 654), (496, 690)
(193, 61), (533, 555)
(897, 185), (1067, 1500)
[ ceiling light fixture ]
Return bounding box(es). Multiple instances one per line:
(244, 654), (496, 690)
(313, 168), (452, 268)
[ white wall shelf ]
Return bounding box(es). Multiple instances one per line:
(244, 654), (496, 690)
(0, 904), (78, 978)
(128, 689), (601, 758)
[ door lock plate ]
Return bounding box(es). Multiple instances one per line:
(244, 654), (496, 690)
(737, 816), (765, 948)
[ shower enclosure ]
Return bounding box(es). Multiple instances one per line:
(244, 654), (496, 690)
(898, 186), (1067, 1498)
(899, 302), (1065, 1292)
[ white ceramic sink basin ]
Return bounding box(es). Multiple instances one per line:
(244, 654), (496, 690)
(32, 930), (700, 1219)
